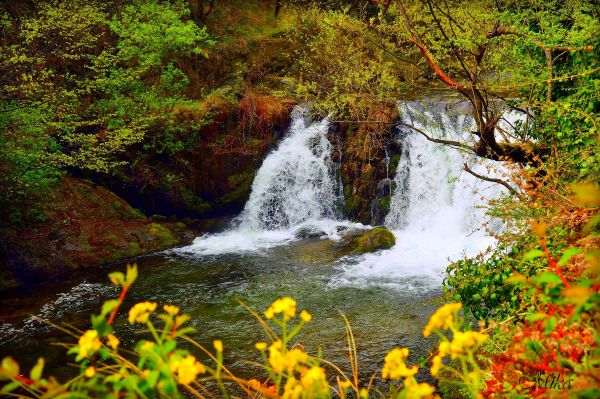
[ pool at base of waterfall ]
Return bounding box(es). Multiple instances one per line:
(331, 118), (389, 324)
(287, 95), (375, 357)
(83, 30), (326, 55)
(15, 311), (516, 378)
(0, 235), (443, 385)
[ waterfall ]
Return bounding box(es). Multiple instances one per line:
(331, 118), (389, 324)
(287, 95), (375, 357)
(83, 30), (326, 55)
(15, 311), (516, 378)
(335, 100), (521, 290)
(385, 101), (503, 233)
(237, 107), (340, 230)
(175, 107), (359, 256)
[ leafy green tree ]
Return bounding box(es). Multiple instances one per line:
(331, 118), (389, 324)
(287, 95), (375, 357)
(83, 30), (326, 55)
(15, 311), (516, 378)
(0, 0), (213, 217)
(295, 0), (598, 167)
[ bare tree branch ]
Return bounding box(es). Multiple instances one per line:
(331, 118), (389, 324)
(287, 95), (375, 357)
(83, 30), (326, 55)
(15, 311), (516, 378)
(463, 162), (521, 198)
(397, 122), (474, 152)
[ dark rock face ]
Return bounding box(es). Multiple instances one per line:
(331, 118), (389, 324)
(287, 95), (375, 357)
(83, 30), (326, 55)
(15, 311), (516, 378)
(328, 106), (402, 225)
(96, 95), (294, 222)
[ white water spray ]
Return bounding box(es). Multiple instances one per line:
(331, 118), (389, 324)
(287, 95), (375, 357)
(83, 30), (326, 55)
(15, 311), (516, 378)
(175, 107), (361, 255)
(336, 100), (521, 289)
(236, 108), (340, 230)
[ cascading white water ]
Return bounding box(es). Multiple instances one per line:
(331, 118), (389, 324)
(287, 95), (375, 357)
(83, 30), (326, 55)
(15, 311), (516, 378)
(175, 107), (360, 256)
(236, 108), (340, 230)
(335, 100), (521, 290)
(385, 101), (504, 232)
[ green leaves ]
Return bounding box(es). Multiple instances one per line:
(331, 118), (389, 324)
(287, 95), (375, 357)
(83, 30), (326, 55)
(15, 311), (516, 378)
(0, 0), (215, 213)
(523, 249), (545, 261)
(109, 263), (137, 287)
(30, 358), (44, 381)
(125, 263), (138, 286)
(534, 272), (563, 285)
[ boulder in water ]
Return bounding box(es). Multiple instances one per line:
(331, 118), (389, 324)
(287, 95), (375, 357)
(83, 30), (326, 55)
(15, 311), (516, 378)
(340, 226), (396, 254)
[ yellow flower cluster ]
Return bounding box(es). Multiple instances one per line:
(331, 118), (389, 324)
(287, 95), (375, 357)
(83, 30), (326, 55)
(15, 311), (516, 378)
(264, 297), (297, 320)
(282, 366), (329, 399)
(128, 301), (157, 324)
(170, 355), (206, 385)
(163, 304), (180, 315)
(430, 354), (443, 376)
(381, 348), (418, 380)
(447, 331), (488, 359)
(283, 377), (303, 399)
(78, 330), (102, 358)
(430, 331), (488, 376)
(106, 333), (120, 350)
(423, 303), (462, 337)
(301, 366), (327, 388)
(268, 340), (308, 373)
(404, 377), (436, 399)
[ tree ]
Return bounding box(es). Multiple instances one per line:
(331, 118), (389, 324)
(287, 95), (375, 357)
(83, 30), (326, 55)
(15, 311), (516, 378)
(295, 0), (598, 166)
(0, 0), (214, 217)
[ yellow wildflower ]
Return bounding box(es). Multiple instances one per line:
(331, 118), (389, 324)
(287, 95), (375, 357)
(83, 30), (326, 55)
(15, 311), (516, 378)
(268, 341), (308, 373)
(264, 307), (275, 319)
(448, 331), (488, 359)
(423, 303), (462, 337)
(283, 377), (303, 399)
(301, 367), (329, 397)
(264, 297), (297, 320)
(163, 304), (180, 315)
(339, 380), (352, 390)
(128, 302), (157, 324)
(430, 355), (443, 376)
(213, 340), (223, 353)
(301, 366), (327, 387)
(173, 355), (206, 385)
(255, 342), (268, 351)
(406, 382), (436, 399)
(300, 310), (312, 322)
(359, 388), (369, 399)
(85, 366), (96, 378)
(438, 341), (451, 357)
(107, 333), (120, 350)
(78, 330), (102, 358)
(381, 348), (418, 380)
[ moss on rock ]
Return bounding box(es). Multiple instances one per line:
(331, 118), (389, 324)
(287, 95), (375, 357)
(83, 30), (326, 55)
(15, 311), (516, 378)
(341, 227), (396, 254)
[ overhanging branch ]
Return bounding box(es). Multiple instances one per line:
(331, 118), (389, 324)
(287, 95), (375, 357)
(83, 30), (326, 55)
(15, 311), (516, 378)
(397, 122), (473, 152)
(463, 162), (521, 198)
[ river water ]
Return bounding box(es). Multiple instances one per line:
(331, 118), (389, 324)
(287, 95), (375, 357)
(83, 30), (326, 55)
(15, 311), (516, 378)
(0, 102), (517, 383)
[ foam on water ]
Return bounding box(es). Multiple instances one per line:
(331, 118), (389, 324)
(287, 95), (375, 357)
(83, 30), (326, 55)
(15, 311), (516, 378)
(174, 219), (366, 256)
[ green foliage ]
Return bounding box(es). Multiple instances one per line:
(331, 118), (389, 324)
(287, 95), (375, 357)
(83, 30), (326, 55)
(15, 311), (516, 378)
(0, 0), (213, 217)
(445, 223), (575, 321)
(293, 7), (401, 119)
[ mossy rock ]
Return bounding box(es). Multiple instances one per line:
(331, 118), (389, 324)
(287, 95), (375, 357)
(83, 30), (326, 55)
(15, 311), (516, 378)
(388, 154), (402, 175)
(379, 196), (391, 213)
(339, 227), (395, 255)
(296, 240), (339, 263)
(147, 223), (178, 247)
